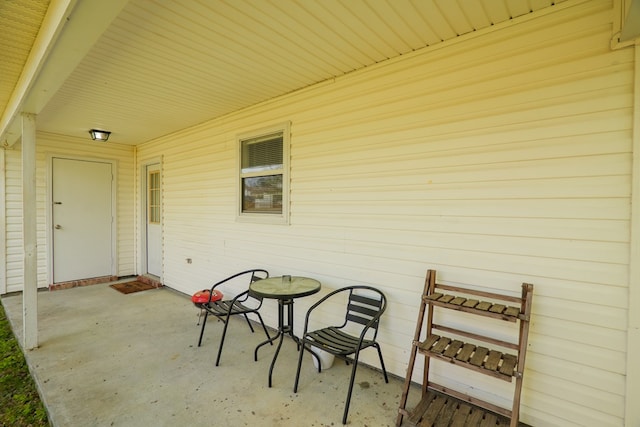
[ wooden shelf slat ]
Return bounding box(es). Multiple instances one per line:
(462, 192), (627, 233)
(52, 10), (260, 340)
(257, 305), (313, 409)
(431, 336), (451, 354)
(418, 335), (516, 381)
(405, 390), (511, 427)
(462, 298), (479, 308)
(443, 340), (464, 358)
(484, 350), (502, 371)
(419, 334), (440, 351)
(425, 292), (521, 322)
(489, 303), (507, 314)
(425, 292), (443, 301)
(440, 294), (455, 303)
(504, 306), (520, 317)
(456, 343), (476, 362)
(500, 354), (518, 376)
(469, 346), (489, 367)
(450, 296), (467, 306)
(475, 301), (492, 311)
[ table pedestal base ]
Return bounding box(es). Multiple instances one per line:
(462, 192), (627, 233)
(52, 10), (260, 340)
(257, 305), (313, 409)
(256, 298), (304, 387)
(249, 276), (322, 387)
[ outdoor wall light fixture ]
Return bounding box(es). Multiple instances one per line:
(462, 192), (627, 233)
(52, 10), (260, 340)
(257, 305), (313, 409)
(89, 129), (111, 141)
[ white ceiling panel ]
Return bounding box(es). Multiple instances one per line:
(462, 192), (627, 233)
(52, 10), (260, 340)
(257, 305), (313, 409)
(0, 0), (50, 118)
(2, 0), (569, 145)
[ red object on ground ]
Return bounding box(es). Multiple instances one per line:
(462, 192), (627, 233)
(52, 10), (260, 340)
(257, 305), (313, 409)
(191, 289), (223, 306)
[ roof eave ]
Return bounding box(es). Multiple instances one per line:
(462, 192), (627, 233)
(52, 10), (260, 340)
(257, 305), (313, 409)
(1, 0), (128, 147)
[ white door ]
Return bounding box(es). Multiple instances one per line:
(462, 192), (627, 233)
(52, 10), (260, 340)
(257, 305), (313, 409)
(52, 158), (113, 283)
(145, 163), (162, 277)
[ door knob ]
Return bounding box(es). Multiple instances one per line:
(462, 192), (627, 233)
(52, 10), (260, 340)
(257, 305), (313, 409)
(55, 225), (62, 229)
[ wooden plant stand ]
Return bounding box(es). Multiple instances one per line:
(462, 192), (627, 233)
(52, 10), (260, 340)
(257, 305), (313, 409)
(396, 269), (533, 427)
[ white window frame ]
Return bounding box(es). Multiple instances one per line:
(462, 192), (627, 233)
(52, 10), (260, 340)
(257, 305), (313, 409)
(237, 122), (290, 224)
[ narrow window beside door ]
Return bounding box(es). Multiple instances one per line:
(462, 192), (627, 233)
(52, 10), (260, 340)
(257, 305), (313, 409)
(148, 170), (160, 224)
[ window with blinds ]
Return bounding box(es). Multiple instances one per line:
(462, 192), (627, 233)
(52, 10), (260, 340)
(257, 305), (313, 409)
(241, 133), (283, 174)
(238, 123), (289, 223)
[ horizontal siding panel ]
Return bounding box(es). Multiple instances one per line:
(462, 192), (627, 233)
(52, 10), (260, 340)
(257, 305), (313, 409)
(293, 200), (630, 223)
(527, 353), (626, 396)
(528, 334), (626, 374)
(297, 72), (630, 139)
(533, 296), (627, 329)
(296, 150), (631, 188)
(341, 233), (627, 265)
(339, 225), (628, 257)
(531, 316), (626, 353)
(312, 244), (629, 287)
(293, 49), (630, 137)
(294, 176), (630, 200)
(521, 388), (622, 427)
(294, 132), (630, 177)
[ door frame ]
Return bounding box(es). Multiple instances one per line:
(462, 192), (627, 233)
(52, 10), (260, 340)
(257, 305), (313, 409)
(46, 154), (117, 285)
(139, 156), (163, 280)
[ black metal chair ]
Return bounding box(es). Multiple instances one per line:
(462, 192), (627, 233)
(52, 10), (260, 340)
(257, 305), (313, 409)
(197, 269), (271, 366)
(293, 285), (389, 425)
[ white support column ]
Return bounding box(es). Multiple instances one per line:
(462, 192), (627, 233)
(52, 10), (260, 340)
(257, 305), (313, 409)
(0, 148), (6, 295)
(21, 113), (38, 350)
(626, 41), (640, 427)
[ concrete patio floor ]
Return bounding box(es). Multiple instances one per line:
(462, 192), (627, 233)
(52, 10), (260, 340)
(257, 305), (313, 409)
(2, 282), (417, 427)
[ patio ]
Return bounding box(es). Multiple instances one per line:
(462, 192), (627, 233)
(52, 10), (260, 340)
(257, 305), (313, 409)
(1, 282), (408, 427)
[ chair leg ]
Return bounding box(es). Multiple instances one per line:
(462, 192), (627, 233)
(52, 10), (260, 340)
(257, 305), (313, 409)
(375, 343), (389, 383)
(215, 314), (232, 366)
(342, 350), (361, 425)
(308, 347), (322, 373)
(293, 340), (306, 393)
(197, 312), (209, 347)
(243, 313), (256, 333)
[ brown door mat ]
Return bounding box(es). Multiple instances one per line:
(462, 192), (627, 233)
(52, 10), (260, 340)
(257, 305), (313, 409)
(109, 281), (157, 294)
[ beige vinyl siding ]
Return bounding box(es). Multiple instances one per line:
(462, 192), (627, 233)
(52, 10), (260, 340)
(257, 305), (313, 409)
(4, 147), (31, 293)
(4, 145), (49, 293)
(137, 2), (629, 426)
(3, 133), (135, 292)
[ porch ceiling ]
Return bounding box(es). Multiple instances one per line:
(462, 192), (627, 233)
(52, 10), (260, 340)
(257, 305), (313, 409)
(1, 0), (573, 146)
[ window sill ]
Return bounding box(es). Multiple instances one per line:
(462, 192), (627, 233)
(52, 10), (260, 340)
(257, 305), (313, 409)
(236, 213), (289, 225)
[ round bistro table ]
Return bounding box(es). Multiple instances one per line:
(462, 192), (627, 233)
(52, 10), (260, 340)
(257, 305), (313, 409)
(250, 276), (321, 387)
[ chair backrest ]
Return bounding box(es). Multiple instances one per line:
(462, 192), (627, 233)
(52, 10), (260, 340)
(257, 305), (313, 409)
(246, 269), (269, 300)
(344, 286), (386, 339)
(249, 269), (268, 283)
(211, 269), (268, 302)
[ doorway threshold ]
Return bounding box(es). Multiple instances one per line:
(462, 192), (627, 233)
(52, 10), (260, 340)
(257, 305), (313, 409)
(136, 274), (163, 289)
(49, 275), (118, 291)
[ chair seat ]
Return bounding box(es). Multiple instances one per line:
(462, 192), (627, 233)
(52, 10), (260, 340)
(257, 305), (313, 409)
(306, 327), (376, 356)
(204, 299), (255, 317)
(196, 269), (270, 367)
